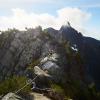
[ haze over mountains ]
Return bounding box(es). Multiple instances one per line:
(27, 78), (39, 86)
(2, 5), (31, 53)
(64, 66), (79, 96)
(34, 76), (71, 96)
(0, 23), (100, 100)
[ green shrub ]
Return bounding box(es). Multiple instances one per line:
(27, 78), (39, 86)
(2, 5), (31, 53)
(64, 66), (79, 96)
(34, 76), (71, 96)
(0, 76), (31, 95)
(51, 83), (64, 94)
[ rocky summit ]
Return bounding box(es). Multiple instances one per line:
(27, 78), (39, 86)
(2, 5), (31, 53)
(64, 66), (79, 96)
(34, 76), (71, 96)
(0, 23), (100, 100)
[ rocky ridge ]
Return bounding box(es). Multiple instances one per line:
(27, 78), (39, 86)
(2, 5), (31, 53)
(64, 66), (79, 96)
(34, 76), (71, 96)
(0, 23), (100, 99)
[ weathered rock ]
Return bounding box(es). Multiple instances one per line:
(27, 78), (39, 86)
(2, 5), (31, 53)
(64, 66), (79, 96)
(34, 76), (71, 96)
(34, 66), (51, 77)
(0, 24), (100, 100)
(2, 93), (23, 100)
(30, 92), (51, 100)
(1, 92), (51, 100)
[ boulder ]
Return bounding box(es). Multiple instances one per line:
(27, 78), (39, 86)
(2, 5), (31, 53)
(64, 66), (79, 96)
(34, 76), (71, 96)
(2, 93), (23, 100)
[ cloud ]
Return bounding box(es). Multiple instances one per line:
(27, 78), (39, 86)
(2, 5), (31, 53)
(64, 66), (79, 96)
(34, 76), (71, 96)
(1, 7), (100, 40)
(0, 7), (91, 32)
(57, 7), (91, 29)
(0, 0), (100, 10)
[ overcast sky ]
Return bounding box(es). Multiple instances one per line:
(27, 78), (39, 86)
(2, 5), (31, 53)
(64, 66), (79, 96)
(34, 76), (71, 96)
(0, 0), (100, 40)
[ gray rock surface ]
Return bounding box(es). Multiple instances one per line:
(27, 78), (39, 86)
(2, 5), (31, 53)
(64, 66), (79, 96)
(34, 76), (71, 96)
(2, 93), (23, 100)
(1, 92), (51, 100)
(0, 24), (98, 89)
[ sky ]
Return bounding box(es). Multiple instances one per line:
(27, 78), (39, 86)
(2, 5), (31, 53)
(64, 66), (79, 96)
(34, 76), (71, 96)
(0, 0), (100, 40)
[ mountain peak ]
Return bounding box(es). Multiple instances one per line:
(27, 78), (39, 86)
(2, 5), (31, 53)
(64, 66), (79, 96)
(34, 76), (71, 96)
(62, 21), (71, 28)
(60, 21), (72, 32)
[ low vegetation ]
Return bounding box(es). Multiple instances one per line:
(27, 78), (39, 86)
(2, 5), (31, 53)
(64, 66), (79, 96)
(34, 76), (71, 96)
(0, 76), (31, 95)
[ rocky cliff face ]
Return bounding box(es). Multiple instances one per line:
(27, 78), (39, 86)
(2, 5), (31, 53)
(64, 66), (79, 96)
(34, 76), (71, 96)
(0, 23), (100, 99)
(59, 24), (100, 89)
(0, 26), (85, 82)
(0, 27), (43, 79)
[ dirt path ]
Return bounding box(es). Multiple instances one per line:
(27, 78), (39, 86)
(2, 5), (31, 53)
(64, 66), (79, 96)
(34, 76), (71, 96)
(30, 92), (51, 100)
